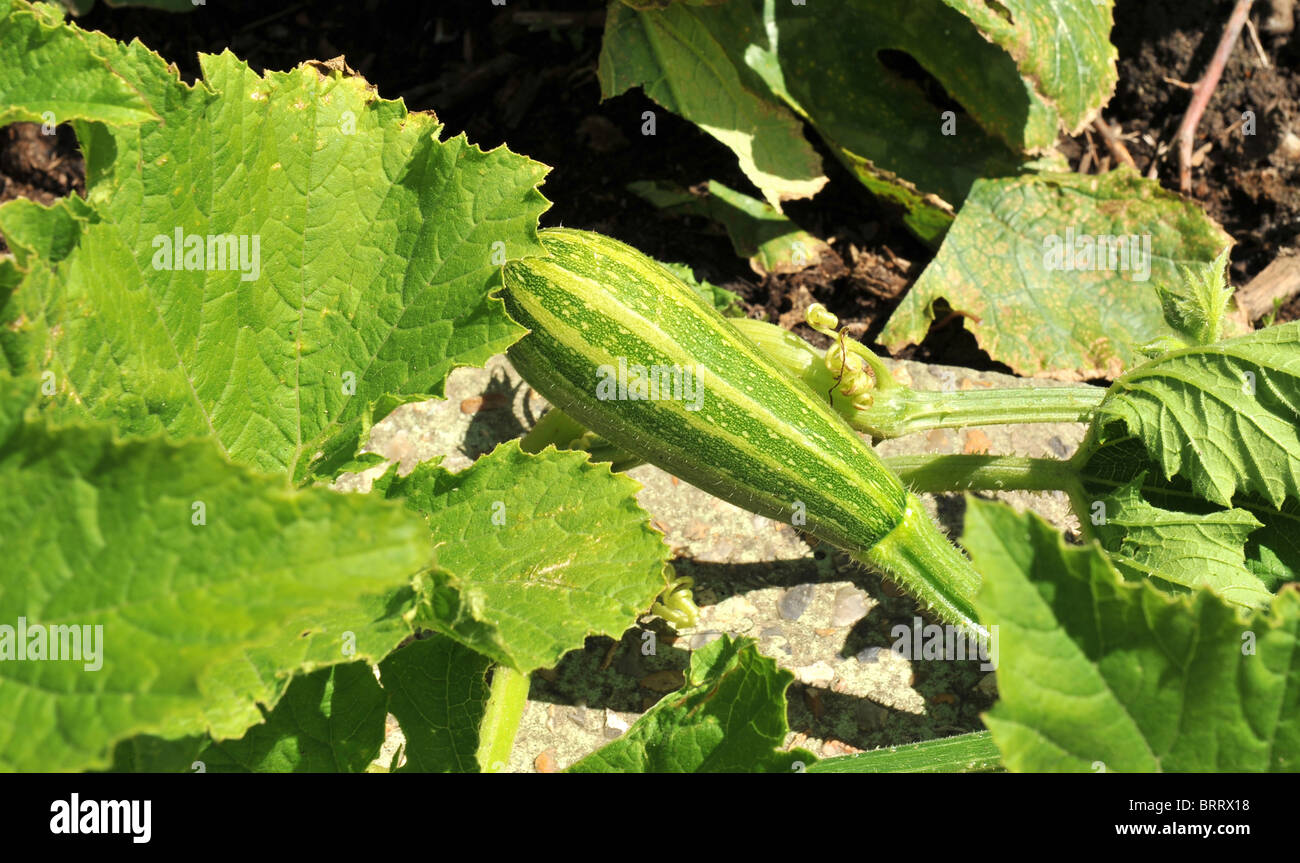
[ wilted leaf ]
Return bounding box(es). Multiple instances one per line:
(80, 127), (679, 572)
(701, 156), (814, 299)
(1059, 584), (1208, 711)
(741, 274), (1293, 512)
(881, 169), (1234, 377)
(599, 0), (826, 208)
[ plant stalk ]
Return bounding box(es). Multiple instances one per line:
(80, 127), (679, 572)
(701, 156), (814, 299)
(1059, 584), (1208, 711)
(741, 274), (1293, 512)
(885, 453), (1097, 543)
(885, 454), (1081, 494)
(475, 665), (530, 773)
(856, 493), (988, 643)
(855, 384), (1105, 439)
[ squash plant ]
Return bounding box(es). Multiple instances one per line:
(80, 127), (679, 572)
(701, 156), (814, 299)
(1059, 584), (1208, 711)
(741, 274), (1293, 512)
(0, 1), (1296, 773)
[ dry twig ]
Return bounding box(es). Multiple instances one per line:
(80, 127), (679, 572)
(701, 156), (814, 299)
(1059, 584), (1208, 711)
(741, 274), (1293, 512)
(1176, 0), (1256, 194)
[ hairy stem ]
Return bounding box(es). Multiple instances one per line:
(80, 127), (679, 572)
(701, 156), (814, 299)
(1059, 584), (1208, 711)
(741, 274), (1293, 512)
(476, 666), (530, 773)
(885, 454), (1081, 494)
(856, 384), (1105, 439)
(884, 453), (1097, 543)
(857, 494), (988, 643)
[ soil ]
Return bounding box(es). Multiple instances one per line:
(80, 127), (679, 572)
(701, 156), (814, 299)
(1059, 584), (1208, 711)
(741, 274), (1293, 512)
(1093, 0), (1300, 322)
(2, 0), (1298, 360)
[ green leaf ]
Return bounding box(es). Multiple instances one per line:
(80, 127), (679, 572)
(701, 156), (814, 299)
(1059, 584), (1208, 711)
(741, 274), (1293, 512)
(195, 662), (387, 773)
(101, 733), (206, 773)
(1079, 435), (1299, 591)
(806, 730), (1001, 773)
(630, 179), (830, 274)
(659, 261), (743, 317)
(881, 169), (1235, 377)
(599, 0), (827, 208)
(1098, 321), (1300, 507)
(60, 0), (199, 14)
(377, 634), (492, 773)
(567, 635), (816, 772)
(0, 15), (549, 483)
(942, 0), (1117, 134)
(0, 0), (158, 127)
(0, 376), (432, 772)
(602, 1), (1116, 244)
(963, 498), (1300, 772)
(1152, 246), (1240, 348)
(1094, 475), (1270, 608)
(378, 441), (672, 673)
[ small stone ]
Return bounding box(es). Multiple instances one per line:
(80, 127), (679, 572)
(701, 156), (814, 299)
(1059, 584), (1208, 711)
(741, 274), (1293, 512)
(534, 748), (560, 773)
(794, 660), (835, 687)
(459, 392), (508, 413)
(568, 705), (588, 728)
(814, 627), (837, 637)
(689, 630), (722, 650)
(779, 584), (815, 620)
(962, 428), (993, 455)
(821, 739), (862, 758)
(976, 672), (998, 698)
(759, 626), (785, 639)
(604, 710), (630, 739)
(924, 429), (950, 452)
(831, 587), (869, 627)
(1047, 435), (1070, 459)
(639, 670), (686, 692)
(856, 646), (883, 664)
(1278, 130), (1300, 163)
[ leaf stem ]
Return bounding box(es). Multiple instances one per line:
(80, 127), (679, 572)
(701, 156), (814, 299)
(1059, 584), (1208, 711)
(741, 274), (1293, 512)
(476, 665), (530, 773)
(807, 730), (1002, 773)
(883, 453), (1098, 543)
(855, 384), (1105, 439)
(885, 454), (1081, 494)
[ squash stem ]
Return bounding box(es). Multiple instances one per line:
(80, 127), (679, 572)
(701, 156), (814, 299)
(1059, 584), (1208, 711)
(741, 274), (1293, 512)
(856, 494), (988, 643)
(476, 665), (530, 773)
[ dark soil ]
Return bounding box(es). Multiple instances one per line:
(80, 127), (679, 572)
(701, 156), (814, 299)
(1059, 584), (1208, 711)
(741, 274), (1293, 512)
(2, 0), (1298, 364)
(1086, 0), (1300, 323)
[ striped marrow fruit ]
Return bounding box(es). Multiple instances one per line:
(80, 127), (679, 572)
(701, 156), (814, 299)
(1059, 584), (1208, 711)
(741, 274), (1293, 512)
(500, 229), (985, 637)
